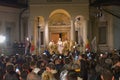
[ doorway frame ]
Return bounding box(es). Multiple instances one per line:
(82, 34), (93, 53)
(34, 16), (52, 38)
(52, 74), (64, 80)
(49, 26), (71, 43)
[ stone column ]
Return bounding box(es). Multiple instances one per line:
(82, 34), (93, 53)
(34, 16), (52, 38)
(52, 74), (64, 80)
(76, 20), (82, 45)
(28, 17), (37, 54)
(71, 20), (75, 41)
(82, 20), (88, 52)
(44, 21), (49, 47)
(108, 15), (113, 51)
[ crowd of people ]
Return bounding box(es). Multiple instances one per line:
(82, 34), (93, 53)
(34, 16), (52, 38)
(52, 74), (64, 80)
(12, 40), (32, 55)
(0, 39), (120, 80)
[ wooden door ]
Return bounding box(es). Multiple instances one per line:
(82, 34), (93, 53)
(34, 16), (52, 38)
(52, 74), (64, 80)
(51, 33), (59, 43)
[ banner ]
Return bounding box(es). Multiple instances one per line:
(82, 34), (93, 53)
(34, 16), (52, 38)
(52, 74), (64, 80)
(91, 36), (97, 52)
(85, 38), (90, 51)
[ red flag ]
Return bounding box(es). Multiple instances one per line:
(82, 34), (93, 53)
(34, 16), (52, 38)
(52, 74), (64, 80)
(31, 45), (35, 52)
(85, 38), (90, 51)
(30, 40), (35, 52)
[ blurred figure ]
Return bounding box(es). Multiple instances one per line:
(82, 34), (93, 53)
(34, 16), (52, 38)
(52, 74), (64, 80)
(49, 40), (55, 54)
(100, 69), (114, 80)
(12, 40), (18, 55)
(4, 65), (20, 80)
(25, 41), (31, 55)
(79, 54), (88, 80)
(42, 71), (56, 80)
(57, 38), (64, 54)
(46, 63), (59, 80)
(72, 46), (80, 62)
(27, 68), (41, 80)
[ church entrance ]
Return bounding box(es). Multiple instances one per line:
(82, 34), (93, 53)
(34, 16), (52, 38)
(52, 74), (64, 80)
(48, 9), (71, 44)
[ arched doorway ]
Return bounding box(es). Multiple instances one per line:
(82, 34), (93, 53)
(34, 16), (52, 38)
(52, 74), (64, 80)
(48, 9), (71, 43)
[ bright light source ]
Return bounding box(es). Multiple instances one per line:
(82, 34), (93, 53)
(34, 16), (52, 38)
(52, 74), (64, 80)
(0, 35), (6, 43)
(26, 37), (29, 41)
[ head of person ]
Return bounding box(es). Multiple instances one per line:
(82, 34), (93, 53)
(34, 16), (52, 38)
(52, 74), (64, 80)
(67, 70), (78, 80)
(6, 65), (14, 72)
(59, 38), (61, 41)
(27, 68), (41, 80)
(21, 71), (28, 80)
(22, 63), (29, 71)
(4, 72), (20, 80)
(46, 63), (57, 74)
(30, 61), (36, 69)
(46, 63), (56, 71)
(42, 71), (55, 80)
(101, 69), (114, 80)
(5, 65), (20, 80)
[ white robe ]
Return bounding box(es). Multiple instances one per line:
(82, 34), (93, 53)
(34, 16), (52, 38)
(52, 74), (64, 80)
(57, 40), (63, 54)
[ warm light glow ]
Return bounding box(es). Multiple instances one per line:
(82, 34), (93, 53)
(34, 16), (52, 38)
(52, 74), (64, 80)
(0, 35), (6, 43)
(26, 37), (29, 41)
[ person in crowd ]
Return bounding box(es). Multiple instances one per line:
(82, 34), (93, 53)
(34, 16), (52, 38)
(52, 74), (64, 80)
(12, 40), (18, 55)
(4, 64), (20, 80)
(42, 71), (56, 80)
(0, 66), (5, 80)
(25, 41), (31, 55)
(67, 70), (78, 80)
(79, 54), (88, 80)
(112, 58), (120, 80)
(5, 57), (14, 66)
(72, 46), (80, 62)
(57, 38), (64, 54)
(60, 57), (72, 80)
(87, 57), (97, 80)
(21, 70), (28, 80)
(46, 63), (59, 80)
(26, 57), (41, 80)
(1, 41), (120, 80)
(49, 40), (55, 54)
(20, 41), (25, 55)
(100, 69), (115, 80)
(37, 60), (46, 71)
(20, 63), (30, 80)
(44, 47), (51, 58)
(54, 58), (63, 71)
(27, 67), (41, 80)
(29, 61), (37, 72)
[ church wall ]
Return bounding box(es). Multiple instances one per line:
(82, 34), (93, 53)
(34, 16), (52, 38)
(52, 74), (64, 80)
(21, 10), (30, 41)
(30, 3), (89, 20)
(113, 17), (120, 50)
(111, 6), (120, 50)
(90, 6), (120, 51)
(30, 0), (89, 4)
(0, 6), (20, 44)
(29, 3), (89, 41)
(0, 6), (21, 55)
(89, 6), (114, 52)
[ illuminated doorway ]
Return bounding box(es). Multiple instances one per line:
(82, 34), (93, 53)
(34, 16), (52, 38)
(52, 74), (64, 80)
(50, 32), (68, 43)
(48, 9), (71, 44)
